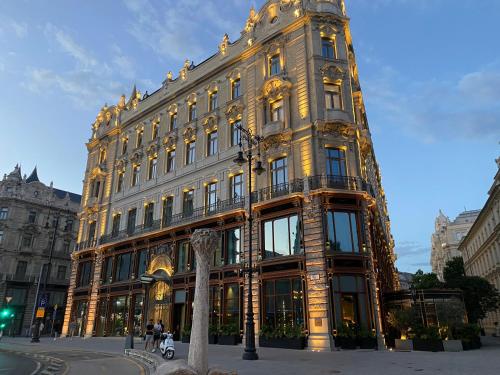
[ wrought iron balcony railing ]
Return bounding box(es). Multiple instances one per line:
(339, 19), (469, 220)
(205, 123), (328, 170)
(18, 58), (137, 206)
(251, 179), (304, 203)
(308, 175), (373, 194)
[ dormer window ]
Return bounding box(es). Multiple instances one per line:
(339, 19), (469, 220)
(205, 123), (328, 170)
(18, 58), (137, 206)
(209, 91), (218, 111)
(269, 54), (281, 76)
(189, 102), (197, 121)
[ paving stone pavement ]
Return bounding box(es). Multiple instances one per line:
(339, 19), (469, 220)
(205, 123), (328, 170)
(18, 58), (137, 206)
(1, 336), (500, 375)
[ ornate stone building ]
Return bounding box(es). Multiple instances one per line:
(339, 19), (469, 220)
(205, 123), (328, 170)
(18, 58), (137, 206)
(431, 209), (480, 280)
(459, 158), (500, 334)
(63, 0), (398, 350)
(0, 166), (81, 335)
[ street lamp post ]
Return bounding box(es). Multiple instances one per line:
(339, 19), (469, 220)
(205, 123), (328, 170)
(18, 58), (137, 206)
(233, 123), (265, 361)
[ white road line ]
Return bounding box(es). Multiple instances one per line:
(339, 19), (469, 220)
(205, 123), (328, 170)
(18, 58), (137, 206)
(29, 361), (42, 375)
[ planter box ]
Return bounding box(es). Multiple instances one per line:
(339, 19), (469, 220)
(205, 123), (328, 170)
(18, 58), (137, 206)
(443, 340), (463, 352)
(413, 338), (444, 352)
(335, 337), (357, 350)
(218, 335), (239, 345)
(395, 339), (413, 351)
(358, 337), (377, 349)
(208, 334), (218, 344)
(462, 337), (481, 350)
(259, 336), (306, 350)
(181, 335), (190, 343)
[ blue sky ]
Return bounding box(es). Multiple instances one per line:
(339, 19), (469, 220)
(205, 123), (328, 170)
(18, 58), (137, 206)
(0, 0), (498, 273)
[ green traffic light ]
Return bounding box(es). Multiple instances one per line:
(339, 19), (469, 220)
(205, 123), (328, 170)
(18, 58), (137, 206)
(0, 323), (5, 329)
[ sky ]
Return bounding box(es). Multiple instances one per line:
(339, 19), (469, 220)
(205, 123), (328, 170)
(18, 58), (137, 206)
(0, 0), (498, 273)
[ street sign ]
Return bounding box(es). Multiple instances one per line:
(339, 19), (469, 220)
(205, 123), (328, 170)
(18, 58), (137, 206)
(36, 307), (45, 318)
(39, 294), (49, 308)
(5, 297), (12, 304)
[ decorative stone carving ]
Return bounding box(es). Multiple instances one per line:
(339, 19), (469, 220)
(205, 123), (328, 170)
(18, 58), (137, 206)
(219, 33), (230, 56)
(359, 129), (372, 158)
(162, 133), (178, 151)
(203, 115), (218, 133)
(130, 150), (143, 165)
(225, 103), (244, 122)
(186, 92), (197, 105)
(180, 59), (191, 81)
(188, 229), (219, 375)
(146, 143), (158, 157)
(226, 69), (240, 82)
(320, 64), (346, 82)
(115, 158), (127, 171)
(262, 130), (292, 153)
(245, 6), (258, 32)
(316, 121), (356, 138)
(183, 126), (197, 142)
(260, 77), (292, 101)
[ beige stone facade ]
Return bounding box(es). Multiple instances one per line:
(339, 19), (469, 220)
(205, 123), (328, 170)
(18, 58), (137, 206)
(431, 209), (480, 280)
(0, 166), (80, 335)
(65, 0), (398, 351)
(459, 159), (500, 335)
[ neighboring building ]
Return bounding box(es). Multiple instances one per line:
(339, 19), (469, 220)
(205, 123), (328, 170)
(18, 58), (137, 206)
(63, 0), (398, 351)
(398, 272), (413, 290)
(431, 209), (480, 280)
(0, 165), (81, 335)
(459, 158), (500, 334)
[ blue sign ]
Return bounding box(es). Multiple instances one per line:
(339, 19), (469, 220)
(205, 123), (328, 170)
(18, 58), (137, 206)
(39, 294), (49, 308)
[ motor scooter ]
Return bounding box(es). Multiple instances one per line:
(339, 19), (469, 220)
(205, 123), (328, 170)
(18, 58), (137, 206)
(159, 332), (175, 360)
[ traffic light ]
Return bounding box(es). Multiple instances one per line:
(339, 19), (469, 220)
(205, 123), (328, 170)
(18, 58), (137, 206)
(1, 308), (11, 318)
(0, 323), (5, 329)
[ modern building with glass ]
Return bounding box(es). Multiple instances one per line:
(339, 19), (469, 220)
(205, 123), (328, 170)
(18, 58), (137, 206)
(63, 0), (399, 351)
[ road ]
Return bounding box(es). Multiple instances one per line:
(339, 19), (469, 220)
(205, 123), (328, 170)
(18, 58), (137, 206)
(0, 351), (39, 375)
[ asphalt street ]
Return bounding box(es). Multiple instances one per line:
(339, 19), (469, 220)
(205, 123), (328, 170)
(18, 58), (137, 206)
(0, 350), (39, 375)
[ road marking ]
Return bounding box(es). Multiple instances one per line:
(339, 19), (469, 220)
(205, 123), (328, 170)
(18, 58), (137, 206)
(29, 361), (41, 375)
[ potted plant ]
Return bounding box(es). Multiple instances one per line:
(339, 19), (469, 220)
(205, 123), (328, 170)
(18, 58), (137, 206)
(436, 300), (465, 351)
(335, 324), (357, 350)
(259, 323), (306, 350)
(413, 326), (444, 352)
(387, 308), (416, 351)
(218, 323), (239, 345)
(357, 328), (377, 349)
(208, 324), (219, 344)
(181, 325), (191, 343)
(454, 323), (481, 350)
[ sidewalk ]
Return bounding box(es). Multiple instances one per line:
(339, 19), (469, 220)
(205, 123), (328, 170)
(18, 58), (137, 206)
(2, 336), (500, 375)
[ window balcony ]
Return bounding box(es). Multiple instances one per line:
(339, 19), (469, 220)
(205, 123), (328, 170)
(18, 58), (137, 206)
(325, 108), (351, 123)
(262, 120), (285, 138)
(308, 175), (373, 195)
(251, 179), (304, 203)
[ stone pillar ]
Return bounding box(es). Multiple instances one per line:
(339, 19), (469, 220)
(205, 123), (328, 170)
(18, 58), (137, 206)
(188, 229), (218, 375)
(62, 252), (79, 336)
(84, 249), (104, 337)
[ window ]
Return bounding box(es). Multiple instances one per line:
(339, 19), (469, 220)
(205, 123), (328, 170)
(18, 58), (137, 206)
(63, 241), (71, 254)
(209, 286), (221, 326)
(270, 99), (284, 122)
(77, 261), (92, 287)
(28, 211), (37, 224)
(264, 215), (302, 258)
(176, 241), (189, 273)
(231, 79), (241, 99)
(64, 219), (73, 232)
(186, 140), (196, 165)
(144, 202), (154, 228)
(230, 173), (243, 202)
(263, 278), (304, 329)
(21, 234), (33, 248)
(270, 157), (288, 187)
(331, 275), (368, 329)
(57, 265), (67, 280)
(102, 257), (113, 284)
(207, 131), (218, 156)
(170, 112), (177, 130)
(132, 165), (140, 186)
(92, 180), (101, 198)
(325, 148), (346, 176)
(88, 221), (96, 243)
(112, 214), (121, 237)
(325, 84), (342, 110)
(99, 149), (107, 164)
(116, 172), (124, 192)
(230, 120), (241, 147)
(326, 211), (360, 253)
(15, 261), (27, 279)
(224, 283), (240, 324)
(115, 253), (132, 282)
(226, 227), (241, 265)
(166, 149), (176, 173)
(137, 250), (148, 276)
(321, 37), (336, 59)
(136, 129), (143, 147)
(269, 54), (281, 76)
(189, 102), (197, 121)
(152, 122), (159, 140)
(209, 90), (218, 111)
(0, 207), (8, 220)
(0, 230), (3, 244)
(162, 196), (173, 227)
(148, 156), (158, 180)
(122, 138), (128, 155)
(183, 190), (194, 217)
(127, 208), (137, 235)
(205, 182), (217, 212)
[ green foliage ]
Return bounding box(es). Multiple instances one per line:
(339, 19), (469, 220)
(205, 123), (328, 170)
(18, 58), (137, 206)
(219, 323), (239, 336)
(411, 270), (443, 289)
(413, 325), (441, 340)
(259, 323), (305, 339)
(208, 324), (219, 335)
(336, 323), (357, 338)
(452, 323), (481, 343)
(357, 327), (376, 339)
(181, 325), (191, 336)
(387, 307), (419, 334)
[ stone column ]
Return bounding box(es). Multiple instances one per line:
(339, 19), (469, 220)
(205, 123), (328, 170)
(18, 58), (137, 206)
(84, 249), (104, 337)
(188, 229), (218, 375)
(62, 252), (79, 336)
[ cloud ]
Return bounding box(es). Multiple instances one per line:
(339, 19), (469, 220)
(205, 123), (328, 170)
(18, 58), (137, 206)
(395, 241), (431, 272)
(0, 17), (28, 38)
(111, 44), (136, 79)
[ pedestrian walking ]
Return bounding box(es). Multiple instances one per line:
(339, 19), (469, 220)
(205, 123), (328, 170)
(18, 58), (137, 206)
(153, 320), (162, 352)
(144, 319), (154, 352)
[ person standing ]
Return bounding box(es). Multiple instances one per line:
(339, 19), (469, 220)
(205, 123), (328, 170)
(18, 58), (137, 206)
(69, 320), (77, 338)
(144, 319), (154, 352)
(153, 320), (162, 352)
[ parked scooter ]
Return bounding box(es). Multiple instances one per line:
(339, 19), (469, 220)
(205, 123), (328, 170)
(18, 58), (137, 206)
(159, 332), (175, 360)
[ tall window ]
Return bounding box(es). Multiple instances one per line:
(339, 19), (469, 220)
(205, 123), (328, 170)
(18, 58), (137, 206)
(28, 210), (37, 224)
(270, 157), (288, 187)
(77, 261), (92, 287)
(92, 179), (101, 198)
(57, 265), (67, 280)
(226, 227), (241, 265)
(224, 283), (240, 324)
(231, 79), (241, 99)
(231, 120), (241, 147)
(186, 140), (196, 165)
(15, 261), (27, 278)
(230, 173), (243, 201)
(325, 148), (346, 176)
(144, 202), (154, 228)
(270, 99), (284, 121)
(326, 211), (360, 253)
(189, 102), (197, 121)
(64, 219), (73, 232)
(0, 230), (3, 244)
(209, 286), (221, 326)
(88, 221), (96, 243)
(116, 171), (124, 192)
(331, 275), (368, 329)
(263, 278), (304, 329)
(99, 149), (107, 164)
(137, 250), (148, 276)
(205, 182), (217, 212)
(166, 149), (176, 173)
(162, 196), (173, 227)
(136, 129), (143, 147)
(207, 131), (218, 156)
(176, 241), (189, 272)
(152, 122), (159, 140)
(321, 37), (336, 59)
(127, 208), (137, 235)
(122, 138), (128, 155)
(132, 165), (140, 186)
(112, 214), (121, 237)
(115, 253), (132, 282)
(183, 190), (194, 217)
(148, 156), (158, 180)
(102, 257), (113, 284)
(209, 90), (218, 111)
(0, 207), (8, 220)
(170, 112), (178, 130)
(264, 215), (302, 258)
(269, 54), (281, 76)
(325, 84), (342, 110)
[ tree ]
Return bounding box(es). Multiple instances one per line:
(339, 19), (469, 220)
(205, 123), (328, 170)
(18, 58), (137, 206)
(411, 269), (443, 290)
(443, 257), (500, 323)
